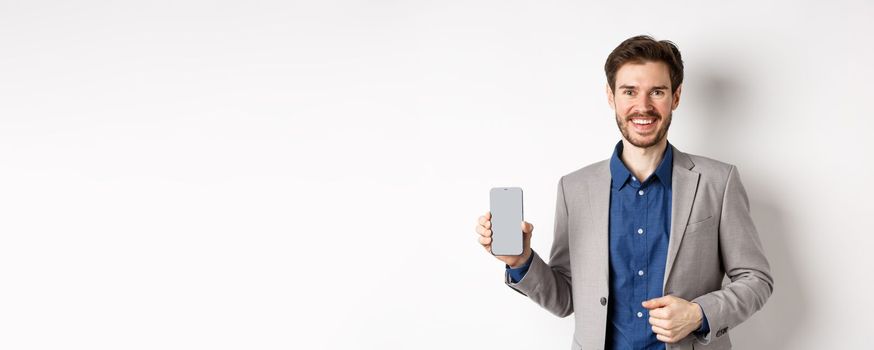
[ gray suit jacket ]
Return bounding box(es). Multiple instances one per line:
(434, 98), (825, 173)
(506, 145), (773, 350)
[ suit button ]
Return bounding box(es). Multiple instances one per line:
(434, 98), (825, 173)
(600, 297), (607, 306)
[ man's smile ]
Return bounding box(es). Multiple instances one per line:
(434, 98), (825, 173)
(628, 116), (659, 133)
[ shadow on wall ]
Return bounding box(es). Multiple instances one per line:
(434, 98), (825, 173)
(693, 66), (808, 350)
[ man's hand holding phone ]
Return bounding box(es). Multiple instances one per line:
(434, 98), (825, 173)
(475, 211), (533, 268)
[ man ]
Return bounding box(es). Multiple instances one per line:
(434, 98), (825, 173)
(475, 35), (773, 350)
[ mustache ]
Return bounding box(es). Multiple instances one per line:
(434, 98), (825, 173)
(626, 111), (661, 120)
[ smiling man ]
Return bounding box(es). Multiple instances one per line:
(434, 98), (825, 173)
(475, 36), (773, 350)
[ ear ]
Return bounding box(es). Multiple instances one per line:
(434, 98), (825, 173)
(671, 84), (682, 110)
(606, 83), (616, 110)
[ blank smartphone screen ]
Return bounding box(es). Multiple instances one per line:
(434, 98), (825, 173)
(489, 187), (523, 256)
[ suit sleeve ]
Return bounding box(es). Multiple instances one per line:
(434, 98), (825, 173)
(692, 165), (774, 344)
(504, 176), (574, 318)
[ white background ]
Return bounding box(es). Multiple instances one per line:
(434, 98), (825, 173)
(1, 1), (872, 349)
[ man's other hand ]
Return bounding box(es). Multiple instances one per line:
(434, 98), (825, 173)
(642, 295), (704, 343)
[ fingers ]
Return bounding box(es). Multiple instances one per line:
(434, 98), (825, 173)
(644, 296), (695, 344)
(648, 307), (671, 320)
(477, 214), (491, 230)
(650, 320), (681, 343)
(650, 322), (683, 343)
(476, 216), (492, 228)
(479, 235), (492, 246)
(477, 212), (493, 247)
(476, 213), (492, 237)
(648, 316), (673, 330)
(478, 212), (491, 226)
(654, 332), (681, 344)
(642, 295), (674, 310)
(651, 324), (670, 336)
(475, 226), (492, 237)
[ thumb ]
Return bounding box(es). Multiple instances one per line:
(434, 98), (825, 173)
(521, 221), (534, 235)
(642, 295), (672, 309)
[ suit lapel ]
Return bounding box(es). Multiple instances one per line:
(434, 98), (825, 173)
(663, 146), (700, 292)
(588, 161), (612, 286)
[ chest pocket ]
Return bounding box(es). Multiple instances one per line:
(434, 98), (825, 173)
(685, 215), (717, 233)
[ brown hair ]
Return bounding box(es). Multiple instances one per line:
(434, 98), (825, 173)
(605, 35), (684, 92)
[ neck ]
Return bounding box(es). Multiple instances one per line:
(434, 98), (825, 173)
(620, 138), (668, 181)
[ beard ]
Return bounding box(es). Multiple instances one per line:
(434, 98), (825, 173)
(615, 110), (672, 149)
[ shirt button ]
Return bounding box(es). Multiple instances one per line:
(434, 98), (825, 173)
(638, 190), (645, 196)
(632, 176), (637, 182)
(637, 228), (644, 234)
(638, 270), (644, 276)
(637, 311), (643, 318)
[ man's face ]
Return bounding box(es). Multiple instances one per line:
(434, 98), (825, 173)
(607, 61), (681, 149)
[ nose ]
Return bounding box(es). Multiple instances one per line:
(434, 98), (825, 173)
(632, 94), (655, 116)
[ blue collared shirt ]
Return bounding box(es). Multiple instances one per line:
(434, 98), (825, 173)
(606, 141), (673, 349)
(507, 141), (708, 348)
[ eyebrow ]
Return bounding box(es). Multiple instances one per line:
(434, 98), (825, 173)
(618, 84), (670, 91)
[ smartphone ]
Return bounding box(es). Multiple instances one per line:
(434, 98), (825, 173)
(489, 187), (524, 256)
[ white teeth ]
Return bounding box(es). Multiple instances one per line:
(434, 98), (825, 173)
(632, 119), (653, 125)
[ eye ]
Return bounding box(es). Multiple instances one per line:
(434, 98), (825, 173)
(651, 90), (664, 96)
(622, 90), (634, 96)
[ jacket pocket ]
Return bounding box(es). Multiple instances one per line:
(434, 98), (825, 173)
(685, 215), (716, 233)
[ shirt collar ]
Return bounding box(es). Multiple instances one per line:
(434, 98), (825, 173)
(654, 143), (674, 189)
(609, 141), (674, 190)
(609, 142), (631, 190)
